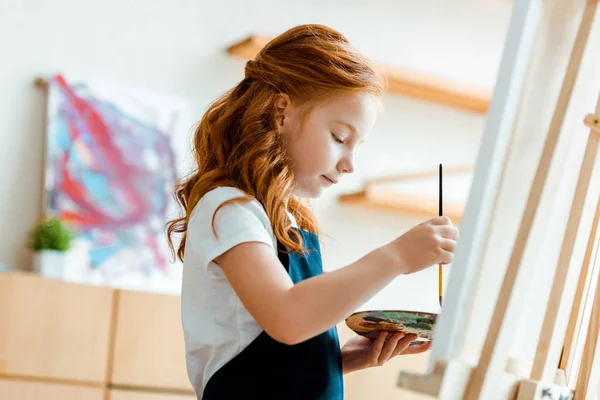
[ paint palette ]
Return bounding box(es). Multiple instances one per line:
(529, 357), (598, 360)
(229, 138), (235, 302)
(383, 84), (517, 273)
(345, 310), (437, 341)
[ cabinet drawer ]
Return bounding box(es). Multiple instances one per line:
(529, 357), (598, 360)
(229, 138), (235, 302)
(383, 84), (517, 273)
(110, 289), (192, 391)
(0, 272), (113, 383)
(0, 378), (105, 400)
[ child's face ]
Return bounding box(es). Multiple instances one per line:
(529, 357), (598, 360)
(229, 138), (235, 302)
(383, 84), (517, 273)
(277, 92), (378, 198)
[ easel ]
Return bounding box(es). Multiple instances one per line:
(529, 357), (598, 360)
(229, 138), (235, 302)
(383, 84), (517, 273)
(396, 0), (600, 398)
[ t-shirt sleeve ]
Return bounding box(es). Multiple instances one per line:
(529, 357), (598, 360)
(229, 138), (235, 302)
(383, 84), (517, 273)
(186, 187), (276, 278)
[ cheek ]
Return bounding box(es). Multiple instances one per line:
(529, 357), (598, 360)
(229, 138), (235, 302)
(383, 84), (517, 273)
(287, 141), (316, 175)
(288, 130), (337, 175)
(311, 143), (337, 170)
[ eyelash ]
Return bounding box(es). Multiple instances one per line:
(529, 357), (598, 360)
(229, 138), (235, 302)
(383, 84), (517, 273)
(332, 133), (345, 144)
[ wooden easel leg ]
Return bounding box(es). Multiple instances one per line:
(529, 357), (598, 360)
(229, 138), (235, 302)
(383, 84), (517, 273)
(560, 187), (600, 384)
(574, 251), (600, 399)
(530, 95), (600, 382)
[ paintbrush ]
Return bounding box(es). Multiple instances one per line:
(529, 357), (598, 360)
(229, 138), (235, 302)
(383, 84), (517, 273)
(439, 163), (443, 307)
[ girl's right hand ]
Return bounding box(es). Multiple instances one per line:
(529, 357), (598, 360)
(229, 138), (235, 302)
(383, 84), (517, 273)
(387, 216), (459, 275)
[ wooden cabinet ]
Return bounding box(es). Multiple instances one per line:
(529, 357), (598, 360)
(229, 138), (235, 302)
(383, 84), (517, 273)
(0, 272), (195, 398)
(109, 389), (196, 400)
(0, 272), (113, 383)
(110, 289), (193, 392)
(0, 379), (105, 400)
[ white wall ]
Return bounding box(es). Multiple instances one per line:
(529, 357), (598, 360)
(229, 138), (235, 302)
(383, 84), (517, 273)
(0, 0), (514, 397)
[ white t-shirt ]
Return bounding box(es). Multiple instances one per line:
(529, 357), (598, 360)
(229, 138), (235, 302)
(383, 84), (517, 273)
(181, 186), (297, 397)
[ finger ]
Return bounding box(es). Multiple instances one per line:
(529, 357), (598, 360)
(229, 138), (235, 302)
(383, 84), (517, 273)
(400, 341), (432, 355)
(439, 238), (456, 253)
(439, 249), (454, 265)
(436, 225), (459, 240)
(371, 331), (387, 363)
(431, 216), (452, 226)
(377, 332), (404, 364)
(390, 334), (418, 358)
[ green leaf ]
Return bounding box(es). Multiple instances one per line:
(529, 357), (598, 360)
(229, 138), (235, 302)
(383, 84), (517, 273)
(28, 217), (74, 252)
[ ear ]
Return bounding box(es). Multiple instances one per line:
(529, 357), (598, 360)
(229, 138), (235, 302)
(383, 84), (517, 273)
(275, 93), (291, 131)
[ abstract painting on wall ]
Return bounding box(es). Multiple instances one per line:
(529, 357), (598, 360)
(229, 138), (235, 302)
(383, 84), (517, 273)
(42, 74), (193, 294)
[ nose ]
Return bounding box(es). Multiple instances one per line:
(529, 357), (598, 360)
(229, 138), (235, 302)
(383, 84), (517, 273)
(338, 154), (355, 174)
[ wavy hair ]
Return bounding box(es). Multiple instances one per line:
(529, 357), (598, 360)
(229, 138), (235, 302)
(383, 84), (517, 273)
(167, 24), (386, 261)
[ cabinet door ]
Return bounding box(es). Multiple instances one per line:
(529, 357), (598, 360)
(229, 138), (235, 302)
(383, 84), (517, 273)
(109, 389), (196, 400)
(0, 379), (105, 400)
(110, 289), (193, 392)
(0, 272), (113, 383)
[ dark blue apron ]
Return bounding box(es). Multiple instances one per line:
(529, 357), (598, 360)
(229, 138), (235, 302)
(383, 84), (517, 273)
(202, 228), (344, 399)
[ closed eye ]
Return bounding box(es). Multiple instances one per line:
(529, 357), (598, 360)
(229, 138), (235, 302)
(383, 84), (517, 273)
(331, 133), (345, 144)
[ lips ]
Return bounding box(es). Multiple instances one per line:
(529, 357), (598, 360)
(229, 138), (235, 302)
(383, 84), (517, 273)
(322, 175), (338, 184)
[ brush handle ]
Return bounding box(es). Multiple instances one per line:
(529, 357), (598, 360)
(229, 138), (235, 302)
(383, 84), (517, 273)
(438, 164), (443, 307)
(439, 264), (443, 307)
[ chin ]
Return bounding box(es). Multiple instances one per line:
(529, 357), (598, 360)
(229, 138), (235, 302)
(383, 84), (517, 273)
(294, 186), (325, 199)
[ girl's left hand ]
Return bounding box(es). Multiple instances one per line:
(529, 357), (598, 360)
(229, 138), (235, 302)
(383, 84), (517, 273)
(340, 331), (431, 374)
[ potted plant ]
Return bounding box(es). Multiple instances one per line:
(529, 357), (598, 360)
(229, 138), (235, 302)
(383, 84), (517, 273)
(28, 216), (75, 279)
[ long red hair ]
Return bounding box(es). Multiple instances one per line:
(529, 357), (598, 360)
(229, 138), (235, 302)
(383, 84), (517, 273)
(167, 24), (385, 261)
